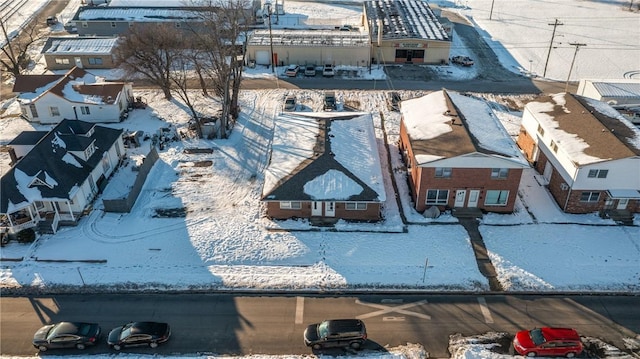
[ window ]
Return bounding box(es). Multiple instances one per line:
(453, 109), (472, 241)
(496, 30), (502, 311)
(491, 168), (508, 179)
(55, 58), (70, 64)
(485, 190), (509, 206)
(88, 173), (96, 193)
(587, 169), (608, 178)
(550, 140), (558, 153)
(80, 106), (90, 115)
(580, 191), (600, 202)
(280, 201), (301, 209)
(426, 189), (449, 205)
(88, 57), (103, 65)
(29, 104), (38, 118)
(101, 155), (111, 173)
(435, 167), (452, 178)
(175, 22), (182, 28)
(84, 143), (95, 160)
(537, 124), (545, 136)
(110, 21), (116, 27)
(81, 22), (88, 28)
(346, 202), (367, 210)
(49, 106), (60, 116)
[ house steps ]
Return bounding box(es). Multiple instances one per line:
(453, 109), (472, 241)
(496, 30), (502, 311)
(451, 207), (484, 219)
(600, 209), (635, 226)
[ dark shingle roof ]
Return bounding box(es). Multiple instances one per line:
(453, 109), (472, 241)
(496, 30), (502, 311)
(1, 119), (123, 213)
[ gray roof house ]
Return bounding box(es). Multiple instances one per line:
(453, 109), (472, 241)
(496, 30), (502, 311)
(262, 112), (386, 222)
(1, 120), (125, 235)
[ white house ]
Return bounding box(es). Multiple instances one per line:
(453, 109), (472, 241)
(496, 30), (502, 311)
(12, 67), (133, 124)
(517, 93), (640, 219)
(0, 120), (125, 235)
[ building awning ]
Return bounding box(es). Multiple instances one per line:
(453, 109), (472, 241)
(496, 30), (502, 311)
(607, 189), (640, 199)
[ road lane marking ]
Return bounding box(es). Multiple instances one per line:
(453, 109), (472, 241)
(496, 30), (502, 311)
(355, 299), (431, 320)
(383, 316), (406, 321)
(295, 296), (304, 324)
(477, 297), (494, 323)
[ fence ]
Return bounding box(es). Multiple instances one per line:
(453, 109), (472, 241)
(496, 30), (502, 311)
(103, 148), (159, 213)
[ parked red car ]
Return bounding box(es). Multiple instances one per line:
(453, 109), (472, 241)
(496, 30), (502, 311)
(513, 327), (583, 357)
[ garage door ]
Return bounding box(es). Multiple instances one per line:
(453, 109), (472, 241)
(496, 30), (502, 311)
(256, 51), (270, 65)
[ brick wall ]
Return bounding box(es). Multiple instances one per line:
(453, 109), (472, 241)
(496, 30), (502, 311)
(414, 167), (523, 213)
(265, 201), (381, 221)
(516, 126), (537, 163)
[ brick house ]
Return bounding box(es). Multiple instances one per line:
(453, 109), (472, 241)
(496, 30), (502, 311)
(398, 90), (529, 214)
(262, 112), (385, 222)
(517, 93), (640, 216)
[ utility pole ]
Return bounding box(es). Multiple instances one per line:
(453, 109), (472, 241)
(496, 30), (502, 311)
(543, 19), (563, 78)
(489, 0), (495, 20)
(565, 42), (586, 93)
(267, 3), (275, 74)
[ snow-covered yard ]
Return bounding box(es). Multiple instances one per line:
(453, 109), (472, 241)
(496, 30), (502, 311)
(1, 87), (639, 294)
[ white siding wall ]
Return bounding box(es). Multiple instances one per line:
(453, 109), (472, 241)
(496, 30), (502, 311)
(29, 93), (123, 124)
(573, 158), (640, 190)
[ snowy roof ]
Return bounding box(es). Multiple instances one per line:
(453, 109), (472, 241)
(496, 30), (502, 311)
(15, 67), (128, 105)
(400, 90), (527, 165)
(525, 93), (640, 166)
(42, 36), (119, 55)
(591, 81), (640, 99)
(247, 29), (370, 48)
(108, 0), (256, 7)
(364, 0), (449, 42)
(262, 112), (385, 202)
(76, 7), (203, 22)
(1, 120), (123, 214)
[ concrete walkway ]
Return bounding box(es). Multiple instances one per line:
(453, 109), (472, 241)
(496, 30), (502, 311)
(458, 217), (504, 292)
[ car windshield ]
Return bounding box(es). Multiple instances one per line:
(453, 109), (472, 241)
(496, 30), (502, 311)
(318, 321), (330, 338)
(529, 328), (546, 346)
(120, 323), (134, 339)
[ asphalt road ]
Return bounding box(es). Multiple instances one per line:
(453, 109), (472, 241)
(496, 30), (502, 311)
(2, 294), (638, 357)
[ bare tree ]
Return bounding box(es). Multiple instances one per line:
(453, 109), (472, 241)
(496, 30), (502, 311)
(169, 51), (204, 138)
(0, 15), (47, 77)
(187, 0), (252, 138)
(114, 23), (185, 100)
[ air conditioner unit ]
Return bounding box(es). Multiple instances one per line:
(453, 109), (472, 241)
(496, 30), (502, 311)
(560, 183), (569, 191)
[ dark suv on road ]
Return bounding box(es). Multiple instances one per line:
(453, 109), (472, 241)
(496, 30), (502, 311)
(303, 319), (367, 350)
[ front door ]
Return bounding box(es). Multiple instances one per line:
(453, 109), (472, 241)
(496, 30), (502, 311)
(543, 162), (552, 184)
(617, 198), (629, 210)
(325, 201), (335, 217)
(454, 190), (466, 207)
(311, 201), (322, 216)
(467, 190), (480, 207)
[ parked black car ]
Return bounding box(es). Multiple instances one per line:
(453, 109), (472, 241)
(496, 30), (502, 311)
(33, 322), (101, 352)
(108, 321), (171, 350)
(304, 319), (367, 350)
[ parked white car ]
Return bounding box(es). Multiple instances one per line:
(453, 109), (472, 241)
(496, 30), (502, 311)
(322, 64), (335, 77)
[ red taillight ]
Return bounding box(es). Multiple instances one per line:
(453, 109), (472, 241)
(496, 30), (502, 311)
(89, 337), (96, 343)
(363, 334), (367, 340)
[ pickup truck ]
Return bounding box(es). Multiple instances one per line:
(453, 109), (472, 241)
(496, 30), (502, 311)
(323, 92), (336, 111)
(451, 56), (474, 66)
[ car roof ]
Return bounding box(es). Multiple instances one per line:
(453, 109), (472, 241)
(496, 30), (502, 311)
(540, 327), (580, 340)
(129, 322), (168, 335)
(324, 319), (365, 333)
(51, 322), (95, 335)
